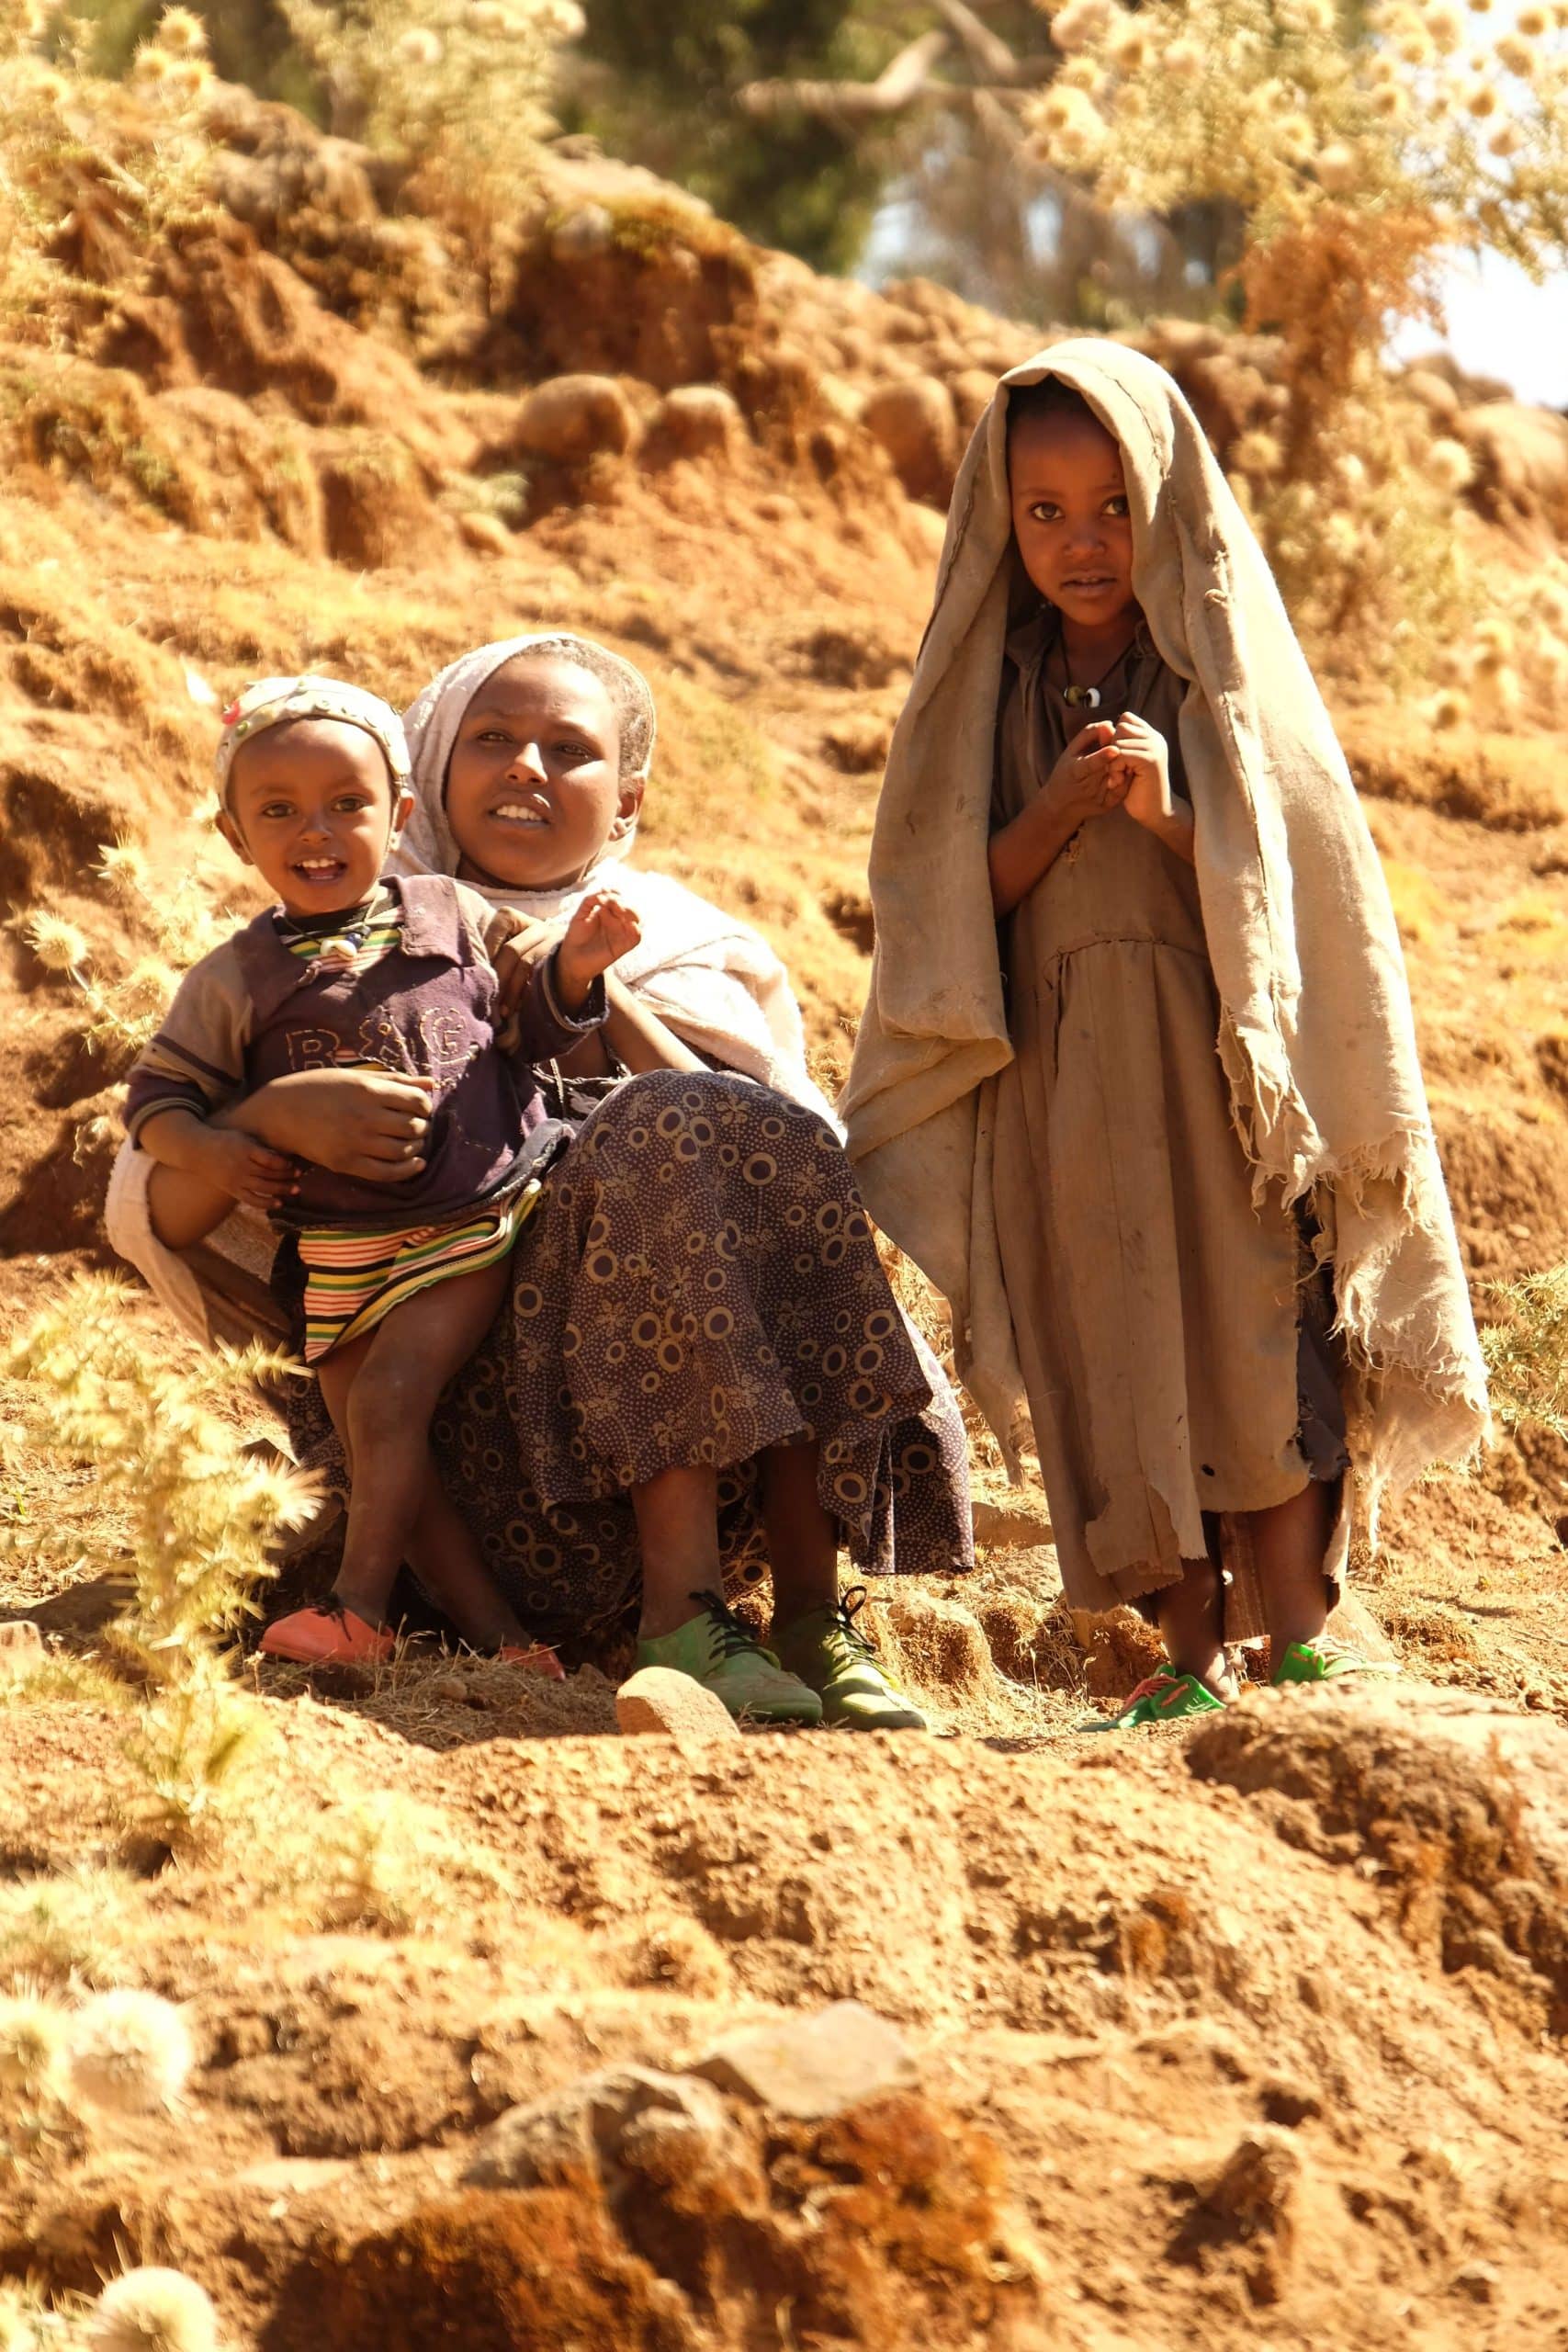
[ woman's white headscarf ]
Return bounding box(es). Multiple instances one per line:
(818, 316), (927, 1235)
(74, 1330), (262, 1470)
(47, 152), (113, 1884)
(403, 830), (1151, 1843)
(842, 338), (1487, 1506)
(396, 632), (837, 1123)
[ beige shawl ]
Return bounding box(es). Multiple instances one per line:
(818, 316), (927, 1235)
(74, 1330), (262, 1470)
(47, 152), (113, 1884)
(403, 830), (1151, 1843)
(841, 338), (1487, 1501)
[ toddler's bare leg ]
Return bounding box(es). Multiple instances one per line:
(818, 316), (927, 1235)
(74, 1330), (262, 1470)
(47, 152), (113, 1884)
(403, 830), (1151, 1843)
(315, 1257), (528, 1646)
(1246, 1480), (1332, 1672)
(1156, 1555), (1235, 1699)
(146, 1163), (241, 1250)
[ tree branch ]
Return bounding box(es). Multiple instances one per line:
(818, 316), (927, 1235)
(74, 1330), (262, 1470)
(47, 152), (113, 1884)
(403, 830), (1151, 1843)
(930, 0), (1021, 82)
(739, 29), (951, 120)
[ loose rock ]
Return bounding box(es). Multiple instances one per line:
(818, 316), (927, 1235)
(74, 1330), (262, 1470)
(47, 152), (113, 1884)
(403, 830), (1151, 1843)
(688, 1998), (917, 2121)
(464, 2063), (734, 2193)
(515, 374), (636, 464)
(615, 1665), (740, 1747)
(649, 384), (744, 462)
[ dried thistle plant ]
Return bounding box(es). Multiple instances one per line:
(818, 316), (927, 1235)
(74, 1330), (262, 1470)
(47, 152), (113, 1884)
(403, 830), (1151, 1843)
(0, 1276), (314, 1841)
(22, 841), (239, 1066)
(86, 2269), (219, 2352)
(1478, 1263), (1568, 1439)
(0, 6), (219, 348)
(279, 0), (583, 215)
(1031, 0), (1568, 687)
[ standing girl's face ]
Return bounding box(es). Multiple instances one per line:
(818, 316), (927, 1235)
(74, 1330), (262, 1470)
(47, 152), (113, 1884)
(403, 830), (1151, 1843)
(1008, 406), (1136, 629)
(444, 654), (642, 891)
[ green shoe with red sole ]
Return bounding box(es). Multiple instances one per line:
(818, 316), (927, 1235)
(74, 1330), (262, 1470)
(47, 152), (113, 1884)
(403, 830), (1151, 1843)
(1077, 1668), (1226, 1733)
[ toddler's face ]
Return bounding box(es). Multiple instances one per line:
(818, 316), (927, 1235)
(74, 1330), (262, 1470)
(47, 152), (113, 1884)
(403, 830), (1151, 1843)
(1008, 407), (1135, 628)
(444, 655), (638, 891)
(220, 719), (409, 917)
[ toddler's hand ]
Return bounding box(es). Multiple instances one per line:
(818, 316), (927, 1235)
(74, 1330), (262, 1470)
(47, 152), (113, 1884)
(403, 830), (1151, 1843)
(198, 1126), (298, 1212)
(491, 914), (556, 1040)
(556, 887), (643, 1012)
(1111, 712), (1173, 831)
(1042, 719), (1129, 834)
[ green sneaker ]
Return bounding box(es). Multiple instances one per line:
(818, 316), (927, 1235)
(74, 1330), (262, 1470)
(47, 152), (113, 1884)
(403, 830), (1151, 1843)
(1272, 1634), (1400, 1687)
(775, 1589), (928, 1732)
(637, 1590), (823, 1726)
(1077, 1669), (1225, 1734)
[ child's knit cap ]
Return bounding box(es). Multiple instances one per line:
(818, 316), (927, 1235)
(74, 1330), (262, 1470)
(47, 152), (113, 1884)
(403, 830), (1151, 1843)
(216, 675), (411, 800)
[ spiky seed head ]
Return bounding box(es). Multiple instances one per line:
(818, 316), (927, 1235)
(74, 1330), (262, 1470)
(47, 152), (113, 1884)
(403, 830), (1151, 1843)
(25, 914), (90, 975)
(0, 1992), (66, 2097)
(62, 1991), (194, 2117)
(1427, 438), (1474, 493)
(88, 2268), (219, 2352)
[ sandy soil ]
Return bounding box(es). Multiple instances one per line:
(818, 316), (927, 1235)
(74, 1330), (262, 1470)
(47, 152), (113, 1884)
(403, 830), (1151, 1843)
(3, 82), (1568, 2350)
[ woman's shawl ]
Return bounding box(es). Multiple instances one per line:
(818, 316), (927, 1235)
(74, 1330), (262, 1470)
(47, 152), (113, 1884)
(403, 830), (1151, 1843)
(840, 338), (1487, 1501)
(397, 633), (836, 1123)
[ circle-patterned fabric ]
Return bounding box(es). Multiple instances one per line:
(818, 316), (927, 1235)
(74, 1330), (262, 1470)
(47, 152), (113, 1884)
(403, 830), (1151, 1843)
(285, 1069), (972, 1652)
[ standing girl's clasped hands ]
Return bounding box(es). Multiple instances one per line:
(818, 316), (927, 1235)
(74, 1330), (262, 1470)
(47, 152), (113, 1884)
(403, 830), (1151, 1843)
(1041, 713), (1193, 855)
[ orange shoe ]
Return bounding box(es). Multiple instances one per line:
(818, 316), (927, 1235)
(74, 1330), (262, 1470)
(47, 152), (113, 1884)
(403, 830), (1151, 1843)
(259, 1604), (395, 1666)
(493, 1643), (566, 1682)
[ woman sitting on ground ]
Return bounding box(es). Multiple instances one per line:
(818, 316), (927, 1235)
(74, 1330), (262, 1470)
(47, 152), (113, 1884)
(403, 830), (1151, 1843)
(107, 633), (972, 1729)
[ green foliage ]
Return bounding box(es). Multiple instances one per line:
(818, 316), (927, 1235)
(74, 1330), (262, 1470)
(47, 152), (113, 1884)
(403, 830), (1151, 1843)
(567, 0), (899, 273)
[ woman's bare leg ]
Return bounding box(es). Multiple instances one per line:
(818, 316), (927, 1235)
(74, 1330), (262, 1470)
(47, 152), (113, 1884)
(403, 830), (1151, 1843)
(631, 1442), (841, 1642)
(631, 1464), (723, 1639)
(1156, 1555), (1235, 1699)
(1246, 1481), (1333, 1673)
(761, 1439), (840, 1627)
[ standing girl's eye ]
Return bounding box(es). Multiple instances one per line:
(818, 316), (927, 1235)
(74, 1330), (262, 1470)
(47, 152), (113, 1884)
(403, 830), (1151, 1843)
(1105, 495), (1130, 518)
(1028, 502), (1062, 525)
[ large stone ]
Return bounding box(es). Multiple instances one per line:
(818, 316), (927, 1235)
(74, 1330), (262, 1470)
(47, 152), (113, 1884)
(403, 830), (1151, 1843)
(515, 373), (636, 465)
(648, 384), (744, 462)
(615, 1666), (740, 1747)
(464, 2064), (734, 2193)
(687, 2000), (917, 2122)
(860, 376), (957, 505)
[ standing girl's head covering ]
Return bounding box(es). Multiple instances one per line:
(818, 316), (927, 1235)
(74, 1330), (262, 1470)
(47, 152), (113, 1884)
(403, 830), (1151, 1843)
(842, 337), (1486, 1503)
(396, 631), (657, 887)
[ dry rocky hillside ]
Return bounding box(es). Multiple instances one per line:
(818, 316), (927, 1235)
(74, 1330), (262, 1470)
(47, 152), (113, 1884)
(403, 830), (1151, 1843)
(4, 81), (1568, 2348)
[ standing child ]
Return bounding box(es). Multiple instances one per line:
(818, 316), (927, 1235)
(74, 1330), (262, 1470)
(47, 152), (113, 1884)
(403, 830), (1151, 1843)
(844, 344), (1487, 1724)
(124, 675), (639, 1668)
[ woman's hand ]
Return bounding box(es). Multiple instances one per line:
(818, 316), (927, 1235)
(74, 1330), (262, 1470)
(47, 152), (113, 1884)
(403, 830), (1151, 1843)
(556, 887), (643, 1013)
(1112, 712), (1195, 864)
(215, 1068), (435, 1182)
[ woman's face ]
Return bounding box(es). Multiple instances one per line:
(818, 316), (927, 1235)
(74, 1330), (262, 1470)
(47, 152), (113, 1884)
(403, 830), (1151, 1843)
(444, 654), (641, 890)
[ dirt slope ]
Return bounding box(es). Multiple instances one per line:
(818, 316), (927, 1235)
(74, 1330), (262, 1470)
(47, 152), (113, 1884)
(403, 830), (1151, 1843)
(4, 78), (1568, 2348)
